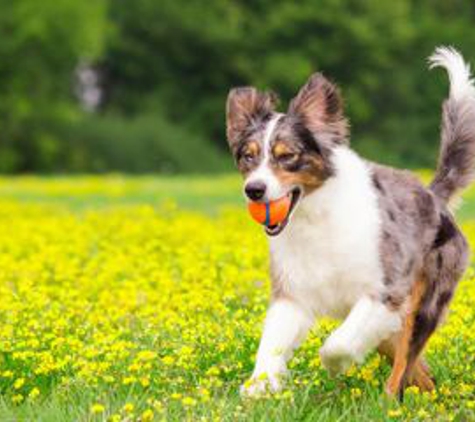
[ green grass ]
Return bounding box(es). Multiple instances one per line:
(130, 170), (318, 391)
(0, 175), (244, 213)
(1, 172), (474, 219)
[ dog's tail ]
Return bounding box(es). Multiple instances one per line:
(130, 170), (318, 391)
(429, 46), (475, 203)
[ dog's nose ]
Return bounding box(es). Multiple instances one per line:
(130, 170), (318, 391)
(245, 181), (267, 201)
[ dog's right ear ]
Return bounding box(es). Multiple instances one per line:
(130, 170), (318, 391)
(226, 87), (278, 151)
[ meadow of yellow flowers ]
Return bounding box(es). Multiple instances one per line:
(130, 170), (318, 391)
(0, 176), (474, 421)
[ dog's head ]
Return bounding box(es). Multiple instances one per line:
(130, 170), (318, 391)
(226, 73), (349, 236)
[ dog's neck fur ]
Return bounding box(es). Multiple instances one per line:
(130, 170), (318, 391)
(275, 146), (378, 232)
(268, 146), (384, 318)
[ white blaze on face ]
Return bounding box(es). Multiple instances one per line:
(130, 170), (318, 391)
(245, 114), (286, 201)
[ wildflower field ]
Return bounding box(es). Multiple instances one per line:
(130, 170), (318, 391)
(0, 176), (474, 421)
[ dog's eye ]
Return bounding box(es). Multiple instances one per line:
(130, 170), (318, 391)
(277, 153), (298, 163)
(242, 152), (255, 163)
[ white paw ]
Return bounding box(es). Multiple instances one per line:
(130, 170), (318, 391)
(240, 372), (284, 398)
(320, 336), (357, 376)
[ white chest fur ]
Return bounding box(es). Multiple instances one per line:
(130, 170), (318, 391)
(269, 147), (384, 319)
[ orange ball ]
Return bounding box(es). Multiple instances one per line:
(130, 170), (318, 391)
(247, 195), (291, 226)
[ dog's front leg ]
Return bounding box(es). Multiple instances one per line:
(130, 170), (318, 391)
(241, 298), (314, 397)
(320, 296), (402, 376)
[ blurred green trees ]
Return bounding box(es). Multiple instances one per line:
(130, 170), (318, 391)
(0, 0), (107, 172)
(1, 0), (475, 173)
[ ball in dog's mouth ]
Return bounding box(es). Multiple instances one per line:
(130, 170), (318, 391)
(264, 187), (302, 237)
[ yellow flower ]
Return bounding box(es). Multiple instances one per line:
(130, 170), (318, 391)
(122, 376), (136, 385)
(388, 408), (403, 418)
(182, 397), (197, 407)
(418, 409), (430, 418)
(141, 409), (154, 421)
(137, 350), (157, 361)
(13, 378), (25, 390)
(90, 403), (105, 414)
(123, 403), (134, 414)
(405, 385), (420, 395)
(162, 356), (175, 365)
(28, 387), (40, 400)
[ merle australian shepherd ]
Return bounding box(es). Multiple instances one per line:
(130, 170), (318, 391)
(225, 47), (475, 399)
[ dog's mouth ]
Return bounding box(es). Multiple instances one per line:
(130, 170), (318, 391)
(265, 187), (302, 237)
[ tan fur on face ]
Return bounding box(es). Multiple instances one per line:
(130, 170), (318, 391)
(236, 140), (262, 175)
(272, 142), (295, 160)
(245, 141), (260, 158)
(270, 139), (332, 194)
(272, 159), (327, 194)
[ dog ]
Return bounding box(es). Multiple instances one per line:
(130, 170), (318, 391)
(225, 46), (475, 398)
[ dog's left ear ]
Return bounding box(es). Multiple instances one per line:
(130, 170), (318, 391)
(289, 73), (348, 143)
(226, 87), (278, 151)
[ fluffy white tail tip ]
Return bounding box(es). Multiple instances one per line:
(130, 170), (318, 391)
(429, 46), (475, 100)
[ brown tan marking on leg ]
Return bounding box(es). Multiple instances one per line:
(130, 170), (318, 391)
(378, 337), (434, 392)
(385, 278), (426, 396)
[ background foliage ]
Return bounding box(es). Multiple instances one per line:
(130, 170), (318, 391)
(1, 0), (475, 173)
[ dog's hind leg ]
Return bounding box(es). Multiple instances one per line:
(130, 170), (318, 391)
(384, 277), (427, 397)
(403, 224), (469, 396)
(386, 221), (469, 399)
(379, 336), (434, 393)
